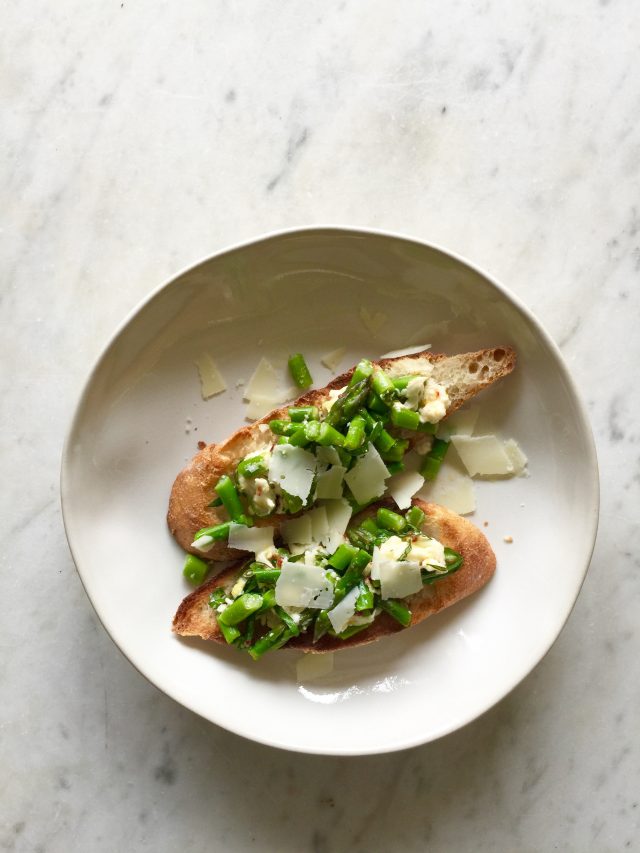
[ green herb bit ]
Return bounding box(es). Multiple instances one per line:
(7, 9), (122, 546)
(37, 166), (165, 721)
(208, 588), (227, 609)
(237, 453), (269, 478)
(381, 599), (412, 627)
(214, 475), (251, 525)
(348, 358), (374, 387)
(288, 353), (313, 389)
(405, 505), (425, 530)
(419, 438), (449, 480)
(376, 507), (407, 533)
(289, 405), (318, 422)
(328, 542), (359, 572)
(343, 414), (367, 451)
(390, 404), (420, 431)
(182, 554), (209, 585)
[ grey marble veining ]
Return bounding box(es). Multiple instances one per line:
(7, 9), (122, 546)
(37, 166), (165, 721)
(2, 1), (640, 851)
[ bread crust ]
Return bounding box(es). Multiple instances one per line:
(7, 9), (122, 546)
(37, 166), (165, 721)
(172, 498), (496, 654)
(167, 347), (515, 560)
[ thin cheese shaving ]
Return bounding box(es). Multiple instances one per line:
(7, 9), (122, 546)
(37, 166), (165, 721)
(316, 465), (346, 499)
(296, 652), (334, 680)
(380, 344), (431, 358)
(268, 445), (317, 500)
(195, 353), (227, 399)
(451, 435), (514, 477)
(321, 347), (347, 372)
(343, 443), (389, 505)
(227, 523), (274, 555)
(275, 561), (334, 609)
(359, 307), (387, 336)
(327, 586), (361, 634)
(386, 470), (425, 510)
(379, 560), (423, 599)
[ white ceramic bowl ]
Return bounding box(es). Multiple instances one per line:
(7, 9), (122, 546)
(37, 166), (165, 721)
(61, 227), (599, 755)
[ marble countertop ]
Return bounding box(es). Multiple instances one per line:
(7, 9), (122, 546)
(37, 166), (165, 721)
(3, 2), (639, 850)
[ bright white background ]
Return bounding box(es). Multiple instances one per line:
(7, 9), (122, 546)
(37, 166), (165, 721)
(2, 2), (638, 850)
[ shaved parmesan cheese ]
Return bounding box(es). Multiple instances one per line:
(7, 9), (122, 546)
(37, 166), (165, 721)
(195, 353), (227, 399)
(381, 344), (431, 358)
(387, 470), (425, 510)
(316, 446), (342, 468)
(281, 514), (312, 549)
(321, 347), (347, 372)
(245, 394), (281, 420)
(370, 537), (408, 580)
(243, 357), (280, 401)
(308, 506), (329, 545)
(379, 560), (423, 600)
(228, 523), (274, 555)
(327, 586), (361, 634)
(418, 462), (476, 515)
(360, 307), (387, 336)
(191, 534), (214, 551)
(316, 465), (346, 499)
(504, 439), (528, 475)
(344, 443), (389, 505)
(275, 561), (334, 609)
(296, 652), (334, 681)
(451, 435), (513, 477)
(439, 407), (479, 439)
(321, 498), (352, 553)
(268, 444), (317, 500)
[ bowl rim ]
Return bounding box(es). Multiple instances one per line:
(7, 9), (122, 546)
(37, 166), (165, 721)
(60, 224), (600, 755)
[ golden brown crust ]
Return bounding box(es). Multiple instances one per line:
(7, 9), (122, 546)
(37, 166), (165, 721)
(172, 498), (496, 653)
(167, 346), (515, 560)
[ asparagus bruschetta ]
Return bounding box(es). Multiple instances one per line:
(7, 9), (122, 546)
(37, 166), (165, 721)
(168, 347), (516, 561)
(173, 498), (496, 657)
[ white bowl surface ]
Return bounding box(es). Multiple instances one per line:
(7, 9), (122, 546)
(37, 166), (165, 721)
(61, 227), (598, 755)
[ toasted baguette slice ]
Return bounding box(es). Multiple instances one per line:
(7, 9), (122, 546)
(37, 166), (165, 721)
(168, 346), (515, 561)
(172, 498), (496, 654)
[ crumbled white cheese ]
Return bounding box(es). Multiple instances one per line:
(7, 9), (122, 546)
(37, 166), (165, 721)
(195, 353), (227, 399)
(321, 347), (347, 372)
(227, 523), (274, 555)
(343, 443), (389, 504)
(275, 560), (334, 609)
(419, 379), (450, 424)
(238, 467), (276, 516)
(386, 470), (425, 510)
(403, 376), (427, 410)
(407, 535), (446, 569)
(268, 444), (317, 500)
(230, 576), (247, 598)
(327, 586), (361, 634)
